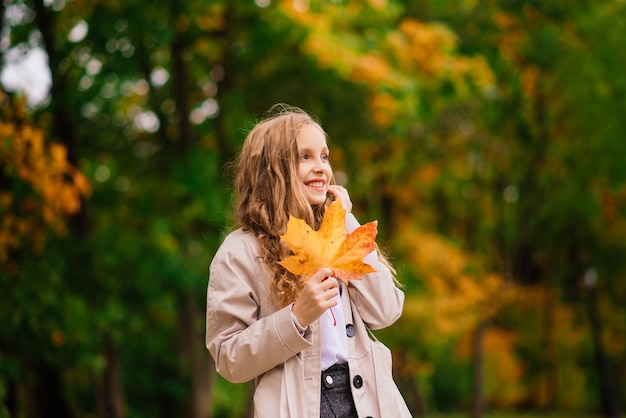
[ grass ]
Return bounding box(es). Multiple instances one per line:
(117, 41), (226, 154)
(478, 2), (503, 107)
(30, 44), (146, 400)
(430, 413), (601, 418)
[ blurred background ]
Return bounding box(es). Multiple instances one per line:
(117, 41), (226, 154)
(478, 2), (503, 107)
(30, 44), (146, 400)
(1, 0), (625, 417)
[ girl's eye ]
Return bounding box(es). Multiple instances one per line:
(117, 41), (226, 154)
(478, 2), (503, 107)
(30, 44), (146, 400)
(299, 153), (309, 160)
(322, 154), (330, 161)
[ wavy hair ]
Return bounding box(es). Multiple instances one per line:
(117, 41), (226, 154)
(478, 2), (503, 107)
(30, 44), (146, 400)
(233, 104), (398, 307)
(234, 105), (330, 307)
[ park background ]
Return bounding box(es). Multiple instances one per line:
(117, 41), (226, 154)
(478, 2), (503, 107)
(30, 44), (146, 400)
(1, 0), (625, 417)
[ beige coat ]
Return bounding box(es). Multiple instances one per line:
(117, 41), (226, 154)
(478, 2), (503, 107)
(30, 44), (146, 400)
(206, 219), (411, 418)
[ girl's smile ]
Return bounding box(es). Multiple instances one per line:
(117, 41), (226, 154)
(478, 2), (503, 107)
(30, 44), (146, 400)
(297, 125), (332, 206)
(305, 179), (325, 190)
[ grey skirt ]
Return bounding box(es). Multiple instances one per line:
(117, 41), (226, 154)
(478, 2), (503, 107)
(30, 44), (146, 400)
(320, 363), (358, 418)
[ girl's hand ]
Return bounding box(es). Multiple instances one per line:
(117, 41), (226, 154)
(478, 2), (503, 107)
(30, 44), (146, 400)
(292, 268), (338, 327)
(327, 185), (352, 213)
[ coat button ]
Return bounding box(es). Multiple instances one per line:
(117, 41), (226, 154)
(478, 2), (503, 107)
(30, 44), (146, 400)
(353, 374), (363, 389)
(325, 375), (334, 385)
(346, 324), (356, 337)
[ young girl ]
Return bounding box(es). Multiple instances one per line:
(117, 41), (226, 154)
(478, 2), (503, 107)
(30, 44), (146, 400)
(205, 105), (411, 418)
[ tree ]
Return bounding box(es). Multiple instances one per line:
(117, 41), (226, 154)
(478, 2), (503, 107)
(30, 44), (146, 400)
(2, 0), (625, 416)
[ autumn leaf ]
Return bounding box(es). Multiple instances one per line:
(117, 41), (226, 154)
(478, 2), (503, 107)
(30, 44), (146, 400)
(278, 200), (378, 283)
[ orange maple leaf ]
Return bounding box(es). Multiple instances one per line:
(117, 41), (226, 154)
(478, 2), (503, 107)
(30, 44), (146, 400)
(278, 200), (378, 283)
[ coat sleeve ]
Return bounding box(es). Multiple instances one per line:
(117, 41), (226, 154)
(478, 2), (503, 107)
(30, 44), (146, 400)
(345, 214), (405, 330)
(205, 231), (313, 383)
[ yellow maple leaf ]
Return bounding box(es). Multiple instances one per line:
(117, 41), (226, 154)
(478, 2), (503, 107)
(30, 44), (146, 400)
(278, 200), (378, 283)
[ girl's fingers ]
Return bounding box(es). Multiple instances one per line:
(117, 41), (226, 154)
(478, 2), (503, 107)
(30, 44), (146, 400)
(303, 271), (339, 300)
(309, 268), (334, 283)
(327, 185), (347, 200)
(293, 274), (338, 326)
(327, 185), (352, 212)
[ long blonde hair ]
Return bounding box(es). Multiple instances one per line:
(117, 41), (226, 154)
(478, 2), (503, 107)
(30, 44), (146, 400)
(234, 105), (329, 306)
(233, 104), (398, 307)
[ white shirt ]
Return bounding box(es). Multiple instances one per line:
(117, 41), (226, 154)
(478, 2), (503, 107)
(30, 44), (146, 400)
(320, 284), (349, 370)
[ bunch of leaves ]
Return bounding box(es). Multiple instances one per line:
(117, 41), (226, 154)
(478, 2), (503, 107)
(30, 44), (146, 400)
(0, 92), (91, 267)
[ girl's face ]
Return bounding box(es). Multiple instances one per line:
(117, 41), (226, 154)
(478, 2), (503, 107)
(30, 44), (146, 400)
(296, 124), (333, 206)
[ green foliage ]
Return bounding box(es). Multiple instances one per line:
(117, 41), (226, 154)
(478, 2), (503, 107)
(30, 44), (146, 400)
(1, 0), (625, 416)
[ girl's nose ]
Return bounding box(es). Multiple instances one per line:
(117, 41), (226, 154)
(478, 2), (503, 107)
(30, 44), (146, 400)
(312, 158), (324, 172)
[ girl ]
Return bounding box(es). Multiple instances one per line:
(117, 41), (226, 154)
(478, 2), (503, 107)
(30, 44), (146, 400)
(205, 105), (411, 418)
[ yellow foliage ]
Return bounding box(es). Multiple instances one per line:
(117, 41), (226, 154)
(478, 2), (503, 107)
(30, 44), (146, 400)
(279, 3), (413, 128)
(397, 19), (458, 75)
(492, 12), (528, 64)
(408, 230), (467, 279)
(365, 0), (388, 11)
(194, 8), (225, 31)
(193, 38), (221, 60)
(485, 330), (525, 406)
(521, 65), (541, 99)
(351, 53), (392, 83)
(414, 163), (441, 186)
(368, 92), (399, 128)
(283, 7), (494, 129)
(600, 185), (626, 248)
(388, 18), (496, 96)
(396, 226), (517, 341)
(0, 91), (91, 265)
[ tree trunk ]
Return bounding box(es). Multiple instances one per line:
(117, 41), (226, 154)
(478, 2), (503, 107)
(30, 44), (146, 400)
(540, 285), (558, 409)
(403, 375), (425, 417)
(243, 383), (255, 418)
(169, 3), (192, 155)
(179, 293), (214, 418)
(95, 333), (126, 418)
(192, 357), (214, 418)
(393, 349), (425, 416)
(586, 284), (621, 418)
(213, 1), (238, 170)
(471, 319), (489, 418)
(25, 363), (76, 418)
